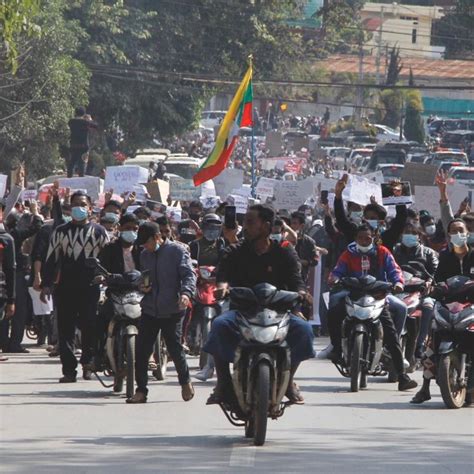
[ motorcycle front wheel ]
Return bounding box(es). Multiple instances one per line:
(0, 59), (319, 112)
(438, 352), (466, 409)
(126, 335), (136, 399)
(350, 333), (364, 392)
(199, 320), (212, 369)
(253, 361), (270, 446)
(153, 330), (168, 381)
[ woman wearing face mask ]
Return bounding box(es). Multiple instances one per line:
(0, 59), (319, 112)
(420, 213), (446, 253)
(412, 218), (474, 404)
(393, 223), (439, 362)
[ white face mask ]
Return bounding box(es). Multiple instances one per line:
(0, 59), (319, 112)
(424, 224), (436, 236)
(450, 232), (468, 248)
(357, 242), (373, 254)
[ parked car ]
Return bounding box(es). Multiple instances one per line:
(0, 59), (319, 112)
(366, 147), (406, 172)
(437, 161), (467, 174)
(447, 166), (474, 187)
(441, 131), (474, 151)
(200, 111), (226, 128)
(372, 124), (403, 142)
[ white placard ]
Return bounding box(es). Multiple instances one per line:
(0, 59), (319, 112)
(21, 189), (38, 201)
(231, 185), (251, 198)
(414, 185), (471, 219)
(200, 195), (221, 209)
(0, 174), (7, 198)
(28, 287), (54, 315)
(256, 177), (278, 199)
(169, 178), (201, 201)
(212, 169), (244, 198)
(57, 176), (102, 200)
(364, 171), (384, 183)
(227, 194), (248, 214)
(342, 174), (382, 206)
(166, 206), (182, 222)
(104, 166), (148, 196)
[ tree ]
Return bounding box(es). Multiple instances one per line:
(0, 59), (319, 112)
(0, 0), (41, 73)
(404, 90), (425, 144)
(433, 0), (474, 60)
(0, 0), (90, 178)
(386, 47), (402, 86)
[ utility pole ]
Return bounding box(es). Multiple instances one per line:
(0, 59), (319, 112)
(355, 43), (364, 127)
(375, 6), (384, 85)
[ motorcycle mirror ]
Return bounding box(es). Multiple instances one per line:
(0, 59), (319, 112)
(85, 257), (100, 269)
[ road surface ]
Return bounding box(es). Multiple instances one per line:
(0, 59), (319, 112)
(1, 338), (472, 473)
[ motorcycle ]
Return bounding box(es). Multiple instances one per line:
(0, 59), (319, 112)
(86, 257), (143, 398)
(152, 329), (168, 381)
(333, 276), (392, 392)
(189, 265), (223, 369)
(217, 283), (301, 446)
(432, 276), (474, 408)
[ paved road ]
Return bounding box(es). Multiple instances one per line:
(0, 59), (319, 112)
(1, 338), (472, 474)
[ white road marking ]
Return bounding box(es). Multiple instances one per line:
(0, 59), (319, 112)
(229, 443), (257, 467)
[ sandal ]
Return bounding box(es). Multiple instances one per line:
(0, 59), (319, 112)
(286, 382), (305, 405)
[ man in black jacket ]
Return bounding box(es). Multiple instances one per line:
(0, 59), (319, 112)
(290, 211), (318, 282)
(334, 174), (407, 251)
(41, 191), (109, 383)
(0, 201), (16, 359)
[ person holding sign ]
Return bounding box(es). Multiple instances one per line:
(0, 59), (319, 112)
(334, 174), (407, 252)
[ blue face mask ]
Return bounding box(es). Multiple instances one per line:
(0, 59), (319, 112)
(468, 232), (474, 245)
(366, 220), (379, 230)
(138, 219), (147, 226)
(155, 242), (161, 252)
(402, 234), (419, 248)
(63, 215), (72, 223)
(104, 212), (119, 224)
(71, 206), (88, 222)
(271, 233), (282, 243)
(121, 230), (137, 244)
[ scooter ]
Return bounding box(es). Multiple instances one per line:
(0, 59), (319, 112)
(217, 283), (301, 446)
(432, 276), (474, 408)
(333, 276), (392, 392)
(86, 257), (143, 399)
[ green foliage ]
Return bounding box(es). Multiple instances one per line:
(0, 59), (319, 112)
(379, 89), (404, 129)
(404, 90), (425, 144)
(433, 0), (474, 60)
(386, 47), (402, 86)
(0, 0), (41, 73)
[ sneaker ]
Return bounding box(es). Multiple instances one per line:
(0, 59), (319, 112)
(398, 374), (418, 391)
(316, 343), (334, 359)
(194, 366), (215, 381)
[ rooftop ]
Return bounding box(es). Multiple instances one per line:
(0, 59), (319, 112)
(318, 55), (474, 80)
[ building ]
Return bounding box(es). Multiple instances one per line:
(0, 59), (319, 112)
(318, 54), (474, 117)
(361, 2), (446, 58)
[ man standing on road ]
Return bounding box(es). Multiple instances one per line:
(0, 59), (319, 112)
(41, 191), (109, 383)
(67, 107), (98, 178)
(126, 222), (196, 404)
(0, 200), (16, 361)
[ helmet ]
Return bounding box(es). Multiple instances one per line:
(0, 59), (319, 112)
(202, 213), (222, 230)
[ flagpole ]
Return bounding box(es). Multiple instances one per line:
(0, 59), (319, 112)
(248, 55), (256, 198)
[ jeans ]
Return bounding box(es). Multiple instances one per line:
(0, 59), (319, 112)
(327, 299), (405, 375)
(203, 311), (315, 366)
(329, 290), (407, 337)
(55, 285), (100, 377)
(135, 313), (190, 395)
(67, 147), (88, 178)
(416, 297), (434, 355)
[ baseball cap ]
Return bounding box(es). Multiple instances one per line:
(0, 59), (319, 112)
(136, 221), (160, 246)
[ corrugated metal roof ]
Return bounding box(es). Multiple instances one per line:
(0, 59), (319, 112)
(318, 54), (474, 80)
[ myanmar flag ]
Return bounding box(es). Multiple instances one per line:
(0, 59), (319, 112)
(193, 65), (253, 187)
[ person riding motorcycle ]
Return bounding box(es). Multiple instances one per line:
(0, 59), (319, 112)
(412, 218), (474, 404)
(393, 223), (439, 359)
(190, 214), (225, 266)
(327, 223), (417, 391)
(203, 204), (315, 405)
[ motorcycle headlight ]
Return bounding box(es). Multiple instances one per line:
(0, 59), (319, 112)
(351, 304), (377, 320)
(251, 326), (279, 344)
(199, 268), (212, 280)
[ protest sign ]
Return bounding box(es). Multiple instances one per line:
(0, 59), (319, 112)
(0, 174), (7, 197)
(401, 163), (438, 188)
(231, 185), (251, 198)
(342, 174), (382, 206)
(265, 131), (283, 157)
(227, 194), (248, 214)
(21, 189), (38, 201)
(200, 179), (216, 197)
(256, 177), (278, 199)
(145, 179), (169, 203)
(381, 182), (413, 206)
(414, 184), (471, 219)
(169, 178), (201, 201)
(105, 166), (148, 196)
(274, 179), (316, 211)
(166, 207), (182, 222)
(200, 195), (221, 209)
(58, 176), (102, 200)
(364, 171), (384, 183)
(212, 168), (243, 198)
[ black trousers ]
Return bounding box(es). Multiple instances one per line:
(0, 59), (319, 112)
(136, 313), (190, 395)
(67, 147), (88, 178)
(55, 285), (100, 377)
(0, 271), (29, 351)
(328, 300), (405, 375)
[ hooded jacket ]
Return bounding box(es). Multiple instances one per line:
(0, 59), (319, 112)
(331, 242), (404, 285)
